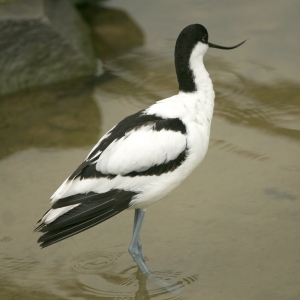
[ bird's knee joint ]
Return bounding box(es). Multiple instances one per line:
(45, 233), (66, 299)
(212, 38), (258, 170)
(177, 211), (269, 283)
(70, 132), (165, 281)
(128, 247), (138, 258)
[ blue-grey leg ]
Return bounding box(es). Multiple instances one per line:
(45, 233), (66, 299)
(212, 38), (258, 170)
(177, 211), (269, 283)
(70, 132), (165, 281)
(129, 209), (182, 293)
(128, 209), (151, 274)
(133, 209), (146, 262)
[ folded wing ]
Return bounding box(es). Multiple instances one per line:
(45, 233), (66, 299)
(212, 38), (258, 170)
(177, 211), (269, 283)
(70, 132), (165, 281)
(35, 110), (188, 247)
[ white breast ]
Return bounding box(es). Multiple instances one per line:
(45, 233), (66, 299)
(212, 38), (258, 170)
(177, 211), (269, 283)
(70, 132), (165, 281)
(128, 92), (214, 209)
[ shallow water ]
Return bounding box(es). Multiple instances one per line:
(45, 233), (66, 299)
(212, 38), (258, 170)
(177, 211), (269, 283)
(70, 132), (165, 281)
(1, 0), (299, 299)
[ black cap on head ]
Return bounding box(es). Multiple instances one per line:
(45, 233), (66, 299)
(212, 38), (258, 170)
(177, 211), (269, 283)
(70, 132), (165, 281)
(176, 24), (209, 48)
(175, 24), (209, 93)
(176, 23), (247, 52)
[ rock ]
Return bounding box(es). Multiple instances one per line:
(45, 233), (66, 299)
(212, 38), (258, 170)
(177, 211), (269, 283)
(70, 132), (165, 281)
(78, 3), (144, 59)
(0, 0), (96, 96)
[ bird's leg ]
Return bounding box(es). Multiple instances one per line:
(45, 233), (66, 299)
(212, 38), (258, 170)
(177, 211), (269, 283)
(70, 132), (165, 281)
(129, 209), (182, 293)
(133, 209), (146, 262)
(128, 208), (151, 274)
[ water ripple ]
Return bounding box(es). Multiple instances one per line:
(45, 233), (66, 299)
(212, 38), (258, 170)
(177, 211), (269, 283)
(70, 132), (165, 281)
(70, 250), (122, 274)
(0, 255), (38, 277)
(68, 250), (198, 299)
(213, 74), (300, 141)
(211, 139), (268, 161)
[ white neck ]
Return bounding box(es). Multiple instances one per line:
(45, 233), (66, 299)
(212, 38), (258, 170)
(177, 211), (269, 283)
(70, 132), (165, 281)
(189, 43), (214, 99)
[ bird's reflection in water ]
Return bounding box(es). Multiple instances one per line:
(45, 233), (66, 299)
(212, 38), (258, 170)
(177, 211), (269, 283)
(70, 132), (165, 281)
(69, 250), (194, 299)
(135, 268), (184, 299)
(135, 269), (150, 300)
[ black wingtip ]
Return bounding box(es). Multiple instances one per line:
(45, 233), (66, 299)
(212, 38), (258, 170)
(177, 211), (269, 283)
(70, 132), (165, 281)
(35, 189), (138, 248)
(34, 223), (45, 233)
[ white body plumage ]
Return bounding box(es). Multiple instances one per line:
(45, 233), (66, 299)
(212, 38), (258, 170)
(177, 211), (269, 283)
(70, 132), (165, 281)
(42, 46), (214, 223)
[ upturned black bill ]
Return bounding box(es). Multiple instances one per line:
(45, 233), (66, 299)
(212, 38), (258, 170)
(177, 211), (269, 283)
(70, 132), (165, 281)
(208, 39), (247, 50)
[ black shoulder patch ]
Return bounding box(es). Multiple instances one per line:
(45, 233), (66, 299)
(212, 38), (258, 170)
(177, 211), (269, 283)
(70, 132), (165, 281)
(154, 118), (186, 134)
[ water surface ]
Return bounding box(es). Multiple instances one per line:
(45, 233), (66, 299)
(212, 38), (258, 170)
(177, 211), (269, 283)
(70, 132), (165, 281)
(0, 0), (299, 299)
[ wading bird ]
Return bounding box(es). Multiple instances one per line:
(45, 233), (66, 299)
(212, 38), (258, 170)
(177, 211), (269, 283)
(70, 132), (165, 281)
(35, 24), (246, 275)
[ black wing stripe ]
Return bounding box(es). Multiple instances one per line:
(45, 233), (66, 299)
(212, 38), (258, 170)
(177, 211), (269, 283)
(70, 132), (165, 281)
(52, 189), (118, 209)
(93, 111), (187, 156)
(75, 147), (188, 180)
(69, 111), (186, 180)
(124, 148), (188, 177)
(69, 160), (90, 181)
(79, 165), (116, 180)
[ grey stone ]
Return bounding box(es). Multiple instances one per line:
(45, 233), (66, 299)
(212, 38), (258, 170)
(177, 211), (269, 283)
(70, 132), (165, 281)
(0, 0), (96, 96)
(78, 3), (144, 60)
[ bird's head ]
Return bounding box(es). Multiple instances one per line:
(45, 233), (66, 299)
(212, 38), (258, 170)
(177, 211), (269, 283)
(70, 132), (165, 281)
(175, 24), (246, 93)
